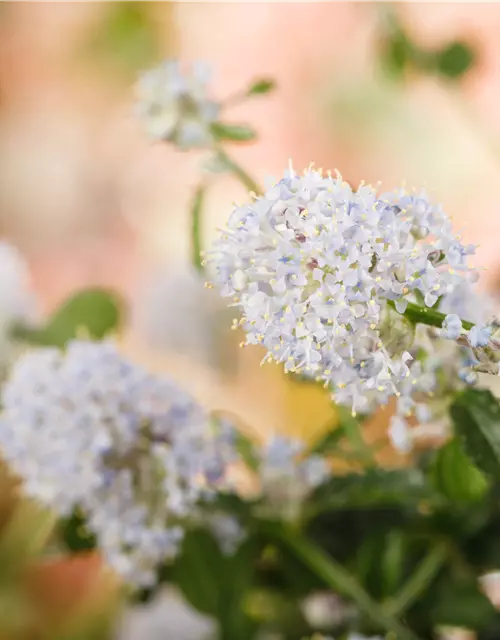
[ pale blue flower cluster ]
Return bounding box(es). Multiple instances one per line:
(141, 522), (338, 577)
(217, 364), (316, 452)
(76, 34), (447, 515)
(389, 280), (496, 452)
(209, 166), (476, 414)
(257, 435), (329, 517)
(135, 60), (219, 150)
(0, 340), (237, 587)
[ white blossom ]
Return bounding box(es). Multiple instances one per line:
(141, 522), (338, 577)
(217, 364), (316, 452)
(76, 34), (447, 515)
(468, 323), (492, 348)
(0, 340), (237, 587)
(135, 60), (219, 150)
(257, 435), (329, 518)
(205, 512), (245, 555)
(441, 314), (462, 340)
(209, 166), (475, 413)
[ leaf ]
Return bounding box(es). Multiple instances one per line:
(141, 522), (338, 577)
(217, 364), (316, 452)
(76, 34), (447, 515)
(435, 41), (475, 80)
(15, 288), (124, 348)
(430, 575), (497, 630)
(59, 510), (97, 553)
(247, 79), (276, 96)
(211, 122), (257, 143)
(234, 431), (260, 473)
(172, 529), (222, 615)
(310, 468), (438, 512)
(80, 2), (160, 78)
(451, 388), (500, 478)
(172, 529), (259, 638)
(380, 28), (414, 79)
(431, 438), (490, 503)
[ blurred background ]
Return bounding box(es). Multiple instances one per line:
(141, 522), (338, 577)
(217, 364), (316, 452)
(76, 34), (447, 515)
(2, 1), (500, 439)
(2, 2), (500, 636)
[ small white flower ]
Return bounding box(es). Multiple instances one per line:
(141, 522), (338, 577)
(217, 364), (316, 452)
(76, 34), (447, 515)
(388, 415), (412, 453)
(0, 340), (236, 587)
(441, 314), (462, 340)
(135, 60), (220, 150)
(205, 513), (245, 555)
(258, 435), (329, 517)
(468, 324), (492, 348)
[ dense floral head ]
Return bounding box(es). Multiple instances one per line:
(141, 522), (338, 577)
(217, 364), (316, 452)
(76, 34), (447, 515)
(0, 340), (236, 586)
(135, 59), (219, 150)
(208, 166), (476, 413)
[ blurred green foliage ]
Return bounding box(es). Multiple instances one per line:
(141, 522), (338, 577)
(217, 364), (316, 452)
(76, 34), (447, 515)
(13, 288), (124, 348)
(78, 2), (163, 81)
(379, 7), (476, 82)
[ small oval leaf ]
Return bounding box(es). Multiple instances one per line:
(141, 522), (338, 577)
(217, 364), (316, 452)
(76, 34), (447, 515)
(450, 388), (500, 479)
(211, 122), (257, 143)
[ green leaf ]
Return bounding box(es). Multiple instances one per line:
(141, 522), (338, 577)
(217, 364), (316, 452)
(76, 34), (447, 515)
(431, 438), (490, 503)
(60, 510), (97, 552)
(172, 529), (259, 639)
(173, 529), (222, 615)
(380, 28), (414, 79)
(435, 41), (475, 80)
(451, 388), (500, 478)
(247, 79), (276, 96)
(234, 431), (260, 472)
(211, 122), (257, 142)
(430, 575), (497, 629)
(14, 288), (124, 348)
(80, 2), (160, 78)
(310, 468), (439, 512)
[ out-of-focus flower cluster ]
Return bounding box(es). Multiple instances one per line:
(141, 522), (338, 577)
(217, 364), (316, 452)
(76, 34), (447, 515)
(209, 166), (476, 416)
(257, 435), (329, 518)
(135, 60), (219, 150)
(0, 340), (237, 587)
(390, 280), (497, 452)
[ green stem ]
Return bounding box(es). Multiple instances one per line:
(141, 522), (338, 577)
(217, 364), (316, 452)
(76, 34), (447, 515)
(217, 149), (262, 195)
(383, 544), (448, 617)
(263, 522), (420, 640)
(336, 406), (376, 467)
(390, 300), (474, 331)
(190, 185), (206, 273)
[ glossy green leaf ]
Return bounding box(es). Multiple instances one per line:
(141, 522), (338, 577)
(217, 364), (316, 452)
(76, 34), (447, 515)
(431, 438), (490, 503)
(14, 288), (124, 348)
(247, 79), (276, 96)
(451, 388), (500, 478)
(435, 41), (475, 80)
(211, 122), (257, 142)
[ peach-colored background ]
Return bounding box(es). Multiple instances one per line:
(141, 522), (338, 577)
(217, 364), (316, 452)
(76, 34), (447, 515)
(2, 1), (500, 442)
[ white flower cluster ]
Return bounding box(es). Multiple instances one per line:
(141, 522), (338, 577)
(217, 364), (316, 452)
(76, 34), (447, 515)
(209, 166), (475, 414)
(135, 60), (219, 150)
(257, 435), (329, 517)
(0, 241), (36, 371)
(389, 280), (496, 452)
(0, 340), (237, 587)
